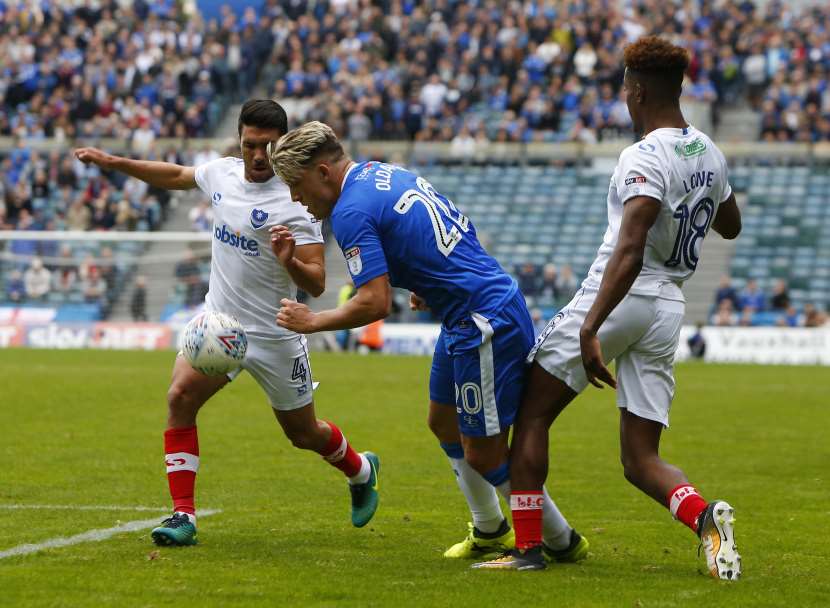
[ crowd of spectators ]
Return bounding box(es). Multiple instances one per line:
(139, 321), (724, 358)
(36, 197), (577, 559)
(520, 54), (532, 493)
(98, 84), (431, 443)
(0, 0), (271, 142)
(711, 276), (828, 327)
(515, 261), (578, 305)
(3, 0), (830, 147)
(4, 245), (120, 314)
(174, 249), (209, 309)
(257, 0), (830, 143)
(0, 142), (194, 311)
(0, 143), (173, 233)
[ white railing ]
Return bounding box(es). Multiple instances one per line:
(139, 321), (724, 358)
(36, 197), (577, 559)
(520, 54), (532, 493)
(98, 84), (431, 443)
(2, 137), (828, 162)
(0, 231), (211, 242)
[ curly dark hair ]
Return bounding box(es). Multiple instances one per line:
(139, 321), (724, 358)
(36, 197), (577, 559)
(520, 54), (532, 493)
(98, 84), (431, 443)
(624, 36), (690, 73)
(624, 36), (689, 95)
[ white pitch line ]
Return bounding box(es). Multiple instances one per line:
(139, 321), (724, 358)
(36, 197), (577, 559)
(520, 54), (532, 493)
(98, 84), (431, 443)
(0, 504), (169, 512)
(0, 509), (221, 559)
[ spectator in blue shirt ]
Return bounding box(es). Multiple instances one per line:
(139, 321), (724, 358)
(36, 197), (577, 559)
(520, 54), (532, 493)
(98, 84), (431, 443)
(714, 275), (741, 311)
(739, 279), (766, 312)
(5, 269), (25, 303)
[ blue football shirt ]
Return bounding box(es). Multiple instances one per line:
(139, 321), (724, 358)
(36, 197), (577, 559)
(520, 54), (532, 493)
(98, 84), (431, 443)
(330, 161), (518, 331)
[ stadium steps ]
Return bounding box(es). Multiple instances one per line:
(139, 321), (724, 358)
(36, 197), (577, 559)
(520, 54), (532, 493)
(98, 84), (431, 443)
(216, 102), (245, 138)
(715, 107), (760, 142)
(682, 193), (745, 323)
(108, 191), (203, 322)
(214, 81), (271, 138)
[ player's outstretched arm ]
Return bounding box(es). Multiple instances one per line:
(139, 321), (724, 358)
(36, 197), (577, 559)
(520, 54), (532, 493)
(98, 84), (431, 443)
(580, 196), (661, 389)
(74, 147), (197, 190)
(711, 192), (741, 240)
(276, 274), (391, 333)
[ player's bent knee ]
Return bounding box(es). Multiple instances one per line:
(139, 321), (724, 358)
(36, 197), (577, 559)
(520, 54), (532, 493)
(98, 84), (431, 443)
(463, 447), (501, 477)
(511, 448), (545, 481)
(622, 461), (640, 486)
(279, 418), (326, 452)
(620, 453), (653, 488)
(167, 384), (197, 411)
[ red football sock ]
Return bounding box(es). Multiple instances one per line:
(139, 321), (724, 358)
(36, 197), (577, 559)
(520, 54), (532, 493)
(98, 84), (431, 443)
(511, 491), (544, 550)
(318, 421), (362, 478)
(164, 426), (199, 516)
(668, 483), (708, 532)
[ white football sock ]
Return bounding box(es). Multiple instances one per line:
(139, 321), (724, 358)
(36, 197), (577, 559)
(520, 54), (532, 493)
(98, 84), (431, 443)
(541, 487), (572, 550)
(347, 454), (371, 485)
(174, 511), (196, 526)
(447, 456), (504, 533)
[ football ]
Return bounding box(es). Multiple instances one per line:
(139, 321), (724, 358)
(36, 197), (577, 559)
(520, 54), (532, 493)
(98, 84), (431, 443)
(181, 311), (248, 376)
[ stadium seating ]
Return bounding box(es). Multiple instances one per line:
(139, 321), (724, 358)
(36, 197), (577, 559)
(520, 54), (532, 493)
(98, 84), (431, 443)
(420, 164), (608, 316)
(424, 162), (830, 322)
(728, 165), (830, 311)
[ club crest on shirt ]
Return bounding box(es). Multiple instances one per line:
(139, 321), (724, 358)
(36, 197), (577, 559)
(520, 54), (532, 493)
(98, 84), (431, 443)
(345, 246), (362, 275)
(250, 208), (268, 229)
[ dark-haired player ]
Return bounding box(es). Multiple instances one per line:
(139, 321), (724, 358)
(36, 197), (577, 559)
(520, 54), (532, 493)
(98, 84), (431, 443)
(75, 100), (379, 546)
(474, 37), (743, 577)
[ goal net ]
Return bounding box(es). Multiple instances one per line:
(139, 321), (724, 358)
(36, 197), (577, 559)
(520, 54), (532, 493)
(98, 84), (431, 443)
(0, 230), (211, 349)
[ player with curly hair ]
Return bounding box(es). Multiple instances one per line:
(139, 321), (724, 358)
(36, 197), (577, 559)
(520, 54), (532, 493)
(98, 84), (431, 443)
(474, 36), (743, 577)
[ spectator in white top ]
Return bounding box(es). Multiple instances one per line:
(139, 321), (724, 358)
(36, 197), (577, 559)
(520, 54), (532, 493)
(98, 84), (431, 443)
(420, 74), (448, 117)
(346, 102), (372, 141)
(450, 125), (477, 159)
(132, 115), (156, 156)
(743, 45), (768, 109)
(24, 257), (51, 300)
(192, 145), (220, 169)
(573, 43), (598, 80)
(536, 39), (562, 65)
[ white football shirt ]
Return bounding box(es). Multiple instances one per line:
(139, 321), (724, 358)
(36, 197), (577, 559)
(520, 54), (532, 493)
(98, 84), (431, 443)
(194, 157), (323, 336)
(585, 125), (732, 302)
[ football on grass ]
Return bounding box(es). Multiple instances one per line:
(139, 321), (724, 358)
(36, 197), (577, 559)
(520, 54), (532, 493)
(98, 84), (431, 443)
(181, 311), (247, 376)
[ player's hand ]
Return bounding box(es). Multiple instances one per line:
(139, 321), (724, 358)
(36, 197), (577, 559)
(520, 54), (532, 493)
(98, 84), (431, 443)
(276, 298), (317, 333)
(409, 292), (430, 311)
(74, 147), (114, 168)
(579, 328), (617, 389)
(269, 225), (296, 267)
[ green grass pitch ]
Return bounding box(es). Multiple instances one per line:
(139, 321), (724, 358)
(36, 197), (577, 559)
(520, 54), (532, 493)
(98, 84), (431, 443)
(1, 350), (828, 607)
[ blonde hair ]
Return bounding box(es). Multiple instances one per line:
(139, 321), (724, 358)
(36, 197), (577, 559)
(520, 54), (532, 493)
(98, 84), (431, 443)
(268, 121), (345, 186)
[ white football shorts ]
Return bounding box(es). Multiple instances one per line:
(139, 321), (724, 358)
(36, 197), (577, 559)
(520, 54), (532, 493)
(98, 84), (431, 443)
(529, 286), (684, 427)
(227, 333), (315, 410)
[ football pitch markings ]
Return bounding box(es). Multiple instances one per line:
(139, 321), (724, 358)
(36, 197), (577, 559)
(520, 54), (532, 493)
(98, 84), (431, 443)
(0, 505), (221, 559)
(0, 504), (169, 512)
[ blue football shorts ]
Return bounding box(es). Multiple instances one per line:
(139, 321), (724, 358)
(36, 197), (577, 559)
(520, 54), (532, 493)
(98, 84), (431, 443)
(429, 290), (534, 437)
